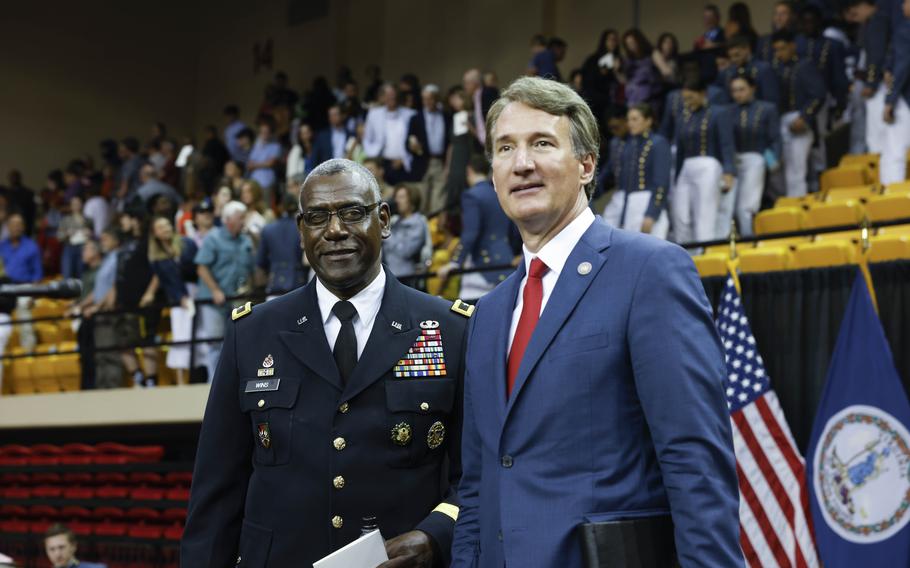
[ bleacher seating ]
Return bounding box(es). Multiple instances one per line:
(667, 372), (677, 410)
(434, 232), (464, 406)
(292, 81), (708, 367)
(691, 152), (910, 278)
(0, 442), (189, 567)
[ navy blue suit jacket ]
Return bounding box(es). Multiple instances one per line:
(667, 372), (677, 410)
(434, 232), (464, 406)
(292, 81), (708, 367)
(451, 219), (743, 568)
(453, 180), (518, 284)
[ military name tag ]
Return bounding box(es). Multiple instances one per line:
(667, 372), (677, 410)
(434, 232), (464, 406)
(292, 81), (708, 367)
(245, 379), (281, 392)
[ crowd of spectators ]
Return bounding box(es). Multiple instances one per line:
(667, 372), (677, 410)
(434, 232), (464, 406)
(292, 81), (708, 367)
(0, 0), (908, 392)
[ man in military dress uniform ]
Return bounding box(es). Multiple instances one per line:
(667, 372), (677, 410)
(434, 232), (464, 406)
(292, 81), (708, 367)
(182, 159), (471, 568)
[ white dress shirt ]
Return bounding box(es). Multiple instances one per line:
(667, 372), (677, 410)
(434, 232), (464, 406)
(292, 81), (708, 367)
(331, 127), (347, 159)
(424, 109), (446, 156)
(363, 106), (416, 169)
(507, 208), (595, 352)
(316, 267), (387, 359)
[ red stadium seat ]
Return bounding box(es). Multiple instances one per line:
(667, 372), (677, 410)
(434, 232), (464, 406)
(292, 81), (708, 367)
(92, 506), (127, 537)
(3, 486), (31, 499)
(96, 472), (129, 499)
(165, 487), (190, 501)
(60, 506), (94, 536)
(60, 443), (98, 465)
(28, 443), (64, 466)
(163, 471), (193, 486)
(127, 507), (164, 539)
(0, 444), (31, 466)
(28, 504), (59, 534)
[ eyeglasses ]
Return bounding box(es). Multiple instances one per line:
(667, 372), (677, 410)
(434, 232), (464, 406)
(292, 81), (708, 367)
(299, 203), (380, 228)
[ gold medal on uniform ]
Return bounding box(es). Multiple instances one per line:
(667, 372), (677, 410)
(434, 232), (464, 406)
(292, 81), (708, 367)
(427, 421), (445, 449)
(393, 320), (447, 378)
(391, 422), (412, 446)
(257, 423), (272, 449)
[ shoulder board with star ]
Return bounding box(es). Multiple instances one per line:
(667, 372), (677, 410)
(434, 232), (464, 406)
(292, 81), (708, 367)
(232, 301), (253, 321)
(450, 299), (475, 318)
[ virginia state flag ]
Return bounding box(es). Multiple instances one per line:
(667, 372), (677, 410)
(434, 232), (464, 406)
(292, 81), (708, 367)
(806, 271), (910, 566)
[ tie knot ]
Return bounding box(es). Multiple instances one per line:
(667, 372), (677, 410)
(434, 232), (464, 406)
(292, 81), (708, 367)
(528, 258), (549, 279)
(332, 300), (358, 323)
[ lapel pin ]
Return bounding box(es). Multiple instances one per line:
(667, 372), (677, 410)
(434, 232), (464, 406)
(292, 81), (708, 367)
(297, 316), (308, 325)
(577, 261), (592, 276)
(391, 321), (403, 331)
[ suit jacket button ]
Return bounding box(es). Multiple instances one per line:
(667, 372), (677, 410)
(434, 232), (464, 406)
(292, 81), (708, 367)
(420, 402), (430, 412)
(332, 515), (343, 529)
(339, 402), (350, 414)
(333, 475), (345, 489)
(333, 437), (346, 451)
(501, 455), (513, 468)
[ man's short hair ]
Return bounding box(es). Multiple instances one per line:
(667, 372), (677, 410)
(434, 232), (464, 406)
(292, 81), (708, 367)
(771, 29), (796, 44)
(485, 76), (601, 199)
(704, 3), (721, 18)
(467, 154), (491, 177)
(235, 127), (255, 141)
(422, 84), (440, 96)
(221, 200), (247, 222)
(730, 74), (757, 88)
(547, 37), (567, 49)
(121, 137), (140, 154)
(726, 34), (753, 51)
(682, 75), (708, 92)
(44, 523), (75, 544)
(299, 159), (382, 211)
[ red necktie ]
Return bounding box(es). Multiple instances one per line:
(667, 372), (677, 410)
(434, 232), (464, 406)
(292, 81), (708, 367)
(507, 258), (549, 397)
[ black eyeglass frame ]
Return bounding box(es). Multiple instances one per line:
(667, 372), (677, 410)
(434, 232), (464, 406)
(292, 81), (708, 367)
(297, 202), (382, 228)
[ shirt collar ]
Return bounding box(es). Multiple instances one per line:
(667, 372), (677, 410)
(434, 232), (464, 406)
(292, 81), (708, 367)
(522, 207), (595, 278)
(316, 266), (386, 325)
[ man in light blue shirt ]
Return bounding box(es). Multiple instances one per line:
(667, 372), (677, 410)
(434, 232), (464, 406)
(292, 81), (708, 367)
(247, 118), (283, 191)
(0, 214), (42, 283)
(194, 201), (255, 380)
(223, 105), (249, 163)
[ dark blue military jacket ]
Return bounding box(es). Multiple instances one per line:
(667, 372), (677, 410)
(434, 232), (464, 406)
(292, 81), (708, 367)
(181, 272), (469, 567)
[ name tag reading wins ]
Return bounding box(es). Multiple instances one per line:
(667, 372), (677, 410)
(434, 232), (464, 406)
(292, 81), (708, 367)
(245, 379), (281, 393)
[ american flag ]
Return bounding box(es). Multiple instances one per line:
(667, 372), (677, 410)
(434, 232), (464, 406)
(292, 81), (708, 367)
(716, 277), (819, 568)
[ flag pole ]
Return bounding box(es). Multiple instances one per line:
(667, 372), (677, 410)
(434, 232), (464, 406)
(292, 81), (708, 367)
(858, 215), (879, 314)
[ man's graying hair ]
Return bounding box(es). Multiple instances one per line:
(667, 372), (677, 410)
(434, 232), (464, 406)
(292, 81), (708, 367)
(485, 76), (601, 199)
(298, 158), (382, 210)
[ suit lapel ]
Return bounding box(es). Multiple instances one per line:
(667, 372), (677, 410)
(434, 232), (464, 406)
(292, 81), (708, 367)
(342, 275), (419, 402)
(504, 220), (614, 419)
(277, 282), (344, 392)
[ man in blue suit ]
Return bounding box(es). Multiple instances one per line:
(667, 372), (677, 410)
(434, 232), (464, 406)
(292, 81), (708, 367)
(313, 105), (350, 167)
(438, 154), (520, 301)
(450, 77), (742, 568)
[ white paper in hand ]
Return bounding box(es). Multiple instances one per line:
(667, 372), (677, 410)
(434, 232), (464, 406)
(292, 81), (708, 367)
(313, 529), (388, 568)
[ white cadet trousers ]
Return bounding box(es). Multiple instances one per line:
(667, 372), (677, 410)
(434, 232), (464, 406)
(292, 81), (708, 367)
(781, 111), (814, 197)
(671, 156), (723, 244)
(603, 190), (669, 239)
(881, 97), (910, 185)
(717, 152), (766, 237)
(866, 86), (886, 155)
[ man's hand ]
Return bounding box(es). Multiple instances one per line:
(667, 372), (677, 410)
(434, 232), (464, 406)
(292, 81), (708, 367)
(436, 263), (457, 282)
(641, 216), (655, 234)
(721, 174), (735, 193)
(212, 289), (226, 306)
(884, 104), (896, 125)
(378, 531), (434, 568)
(789, 116), (808, 134)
